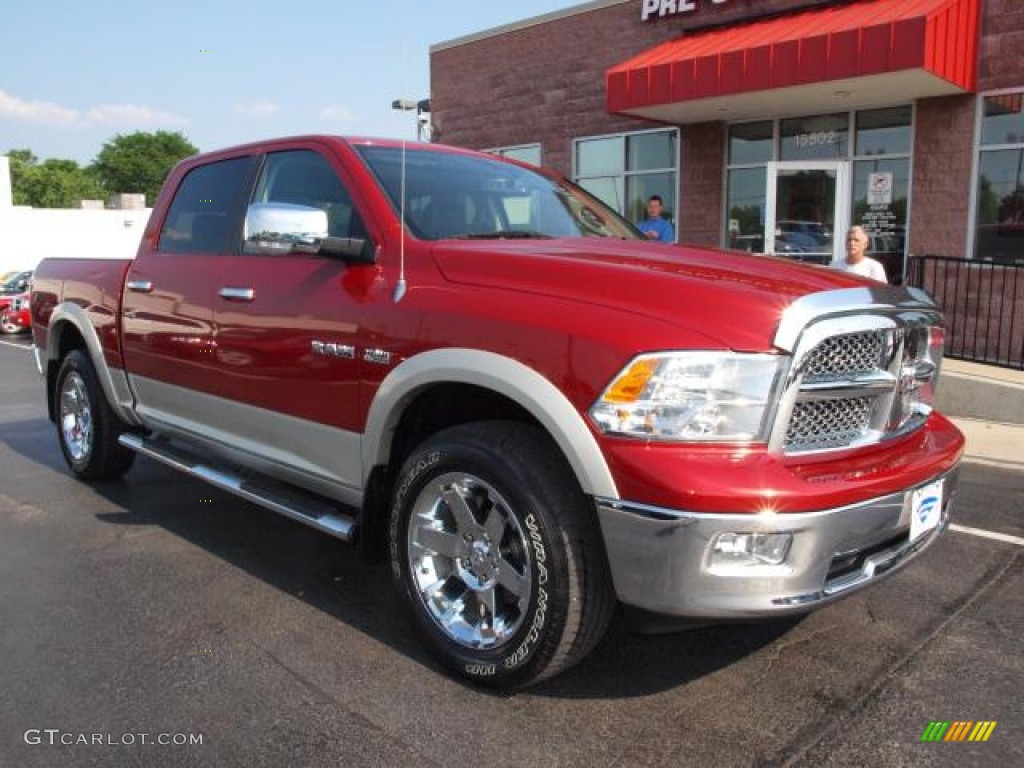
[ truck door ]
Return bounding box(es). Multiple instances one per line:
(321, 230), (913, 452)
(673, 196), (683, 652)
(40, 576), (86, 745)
(122, 155), (259, 427)
(204, 147), (378, 496)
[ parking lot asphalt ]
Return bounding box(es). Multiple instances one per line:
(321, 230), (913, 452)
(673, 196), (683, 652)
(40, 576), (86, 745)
(0, 336), (1021, 768)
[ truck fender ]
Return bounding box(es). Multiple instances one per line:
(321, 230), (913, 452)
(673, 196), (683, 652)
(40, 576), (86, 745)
(362, 348), (619, 500)
(44, 303), (141, 427)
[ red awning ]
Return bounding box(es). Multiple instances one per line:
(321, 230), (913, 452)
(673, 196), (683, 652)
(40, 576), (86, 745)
(607, 0), (981, 124)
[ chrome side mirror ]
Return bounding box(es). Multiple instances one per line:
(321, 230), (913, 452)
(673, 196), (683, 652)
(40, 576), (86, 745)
(243, 202), (376, 263)
(243, 202), (328, 254)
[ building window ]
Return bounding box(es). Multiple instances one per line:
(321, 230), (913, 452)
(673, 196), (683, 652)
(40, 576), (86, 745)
(488, 144), (542, 166)
(856, 106), (912, 156)
(726, 121), (772, 253)
(574, 129), (678, 237)
(725, 108), (911, 278)
(975, 91), (1024, 262)
(851, 107), (912, 279)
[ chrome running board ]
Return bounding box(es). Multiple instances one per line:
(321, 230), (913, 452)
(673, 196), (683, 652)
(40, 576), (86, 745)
(118, 433), (357, 542)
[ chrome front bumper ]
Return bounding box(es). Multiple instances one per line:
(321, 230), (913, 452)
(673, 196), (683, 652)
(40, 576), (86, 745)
(595, 468), (959, 618)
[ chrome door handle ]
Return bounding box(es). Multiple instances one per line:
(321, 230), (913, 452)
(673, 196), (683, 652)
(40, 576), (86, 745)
(219, 287), (255, 302)
(126, 280), (153, 293)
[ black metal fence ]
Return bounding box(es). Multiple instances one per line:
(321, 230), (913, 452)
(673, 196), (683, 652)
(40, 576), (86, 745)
(908, 256), (1024, 371)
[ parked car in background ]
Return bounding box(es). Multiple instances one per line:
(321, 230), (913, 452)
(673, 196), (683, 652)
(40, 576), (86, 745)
(1, 292), (31, 334)
(1, 271), (32, 295)
(777, 220), (832, 245)
(1, 271), (33, 315)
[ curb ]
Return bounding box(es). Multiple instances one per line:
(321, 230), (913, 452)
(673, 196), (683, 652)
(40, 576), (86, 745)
(937, 360), (1024, 427)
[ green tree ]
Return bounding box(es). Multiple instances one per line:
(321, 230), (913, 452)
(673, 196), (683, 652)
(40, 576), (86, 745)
(5, 150), (106, 208)
(91, 130), (198, 206)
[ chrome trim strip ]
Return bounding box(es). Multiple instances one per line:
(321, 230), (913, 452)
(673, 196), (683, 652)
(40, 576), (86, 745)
(595, 484), (909, 526)
(363, 348), (619, 499)
(798, 374), (898, 400)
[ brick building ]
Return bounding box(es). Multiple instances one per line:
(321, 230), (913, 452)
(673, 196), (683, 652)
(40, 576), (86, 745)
(430, 0), (1024, 280)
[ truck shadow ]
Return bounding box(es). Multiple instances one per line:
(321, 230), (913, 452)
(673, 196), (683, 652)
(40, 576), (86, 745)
(3, 422), (801, 698)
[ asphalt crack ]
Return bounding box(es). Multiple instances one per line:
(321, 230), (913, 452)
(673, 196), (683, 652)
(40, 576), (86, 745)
(773, 550), (1021, 767)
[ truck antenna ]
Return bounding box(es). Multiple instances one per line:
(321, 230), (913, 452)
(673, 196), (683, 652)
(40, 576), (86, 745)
(394, 137), (408, 304)
(394, 34), (410, 305)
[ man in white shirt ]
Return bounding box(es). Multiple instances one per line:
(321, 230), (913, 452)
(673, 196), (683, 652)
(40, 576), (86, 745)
(832, 225), (887, 283)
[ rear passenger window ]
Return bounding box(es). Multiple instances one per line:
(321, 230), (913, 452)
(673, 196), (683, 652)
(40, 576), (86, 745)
(250, 150), (367, 241)
(158, 156), (257, 254)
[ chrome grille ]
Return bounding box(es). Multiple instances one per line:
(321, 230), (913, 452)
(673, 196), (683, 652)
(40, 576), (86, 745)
(771, 289), (943, 455)
(802, 331), (886, 382)
(785, 398), (873, 451)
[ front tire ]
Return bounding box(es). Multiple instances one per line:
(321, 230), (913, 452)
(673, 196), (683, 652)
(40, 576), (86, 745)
(54, 349), (136, 480)
(389, 421), (614, 688)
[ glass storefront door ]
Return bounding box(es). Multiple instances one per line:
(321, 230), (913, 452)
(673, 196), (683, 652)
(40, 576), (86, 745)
(765, 161), (849, 265)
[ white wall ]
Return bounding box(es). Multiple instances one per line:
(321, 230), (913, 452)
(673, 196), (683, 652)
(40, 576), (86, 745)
(0, 206), (150, 274)
(0, 156), (150, 274)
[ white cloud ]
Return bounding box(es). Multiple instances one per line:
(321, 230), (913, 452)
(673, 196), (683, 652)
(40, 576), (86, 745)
(0, 90), (187, 130)
(84, 104), (188, 128)
(0, 90), (78, 126)
(318, 104), (355, 124)
(231, 101), (281, 117)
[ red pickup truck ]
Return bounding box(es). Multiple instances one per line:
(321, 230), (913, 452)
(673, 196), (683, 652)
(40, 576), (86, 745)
(31, 136), (963, 688)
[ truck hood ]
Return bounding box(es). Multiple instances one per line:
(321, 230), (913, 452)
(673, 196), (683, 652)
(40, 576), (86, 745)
(431, 239), (863, 351)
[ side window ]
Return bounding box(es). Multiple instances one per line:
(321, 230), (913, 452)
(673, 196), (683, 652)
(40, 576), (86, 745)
(158, 156), (257, 254)
(251, 150), (367, 240)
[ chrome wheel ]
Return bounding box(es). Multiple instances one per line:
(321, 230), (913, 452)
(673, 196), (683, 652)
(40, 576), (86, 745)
(60, 371), (93, 462)
(407, 472), (532, 649)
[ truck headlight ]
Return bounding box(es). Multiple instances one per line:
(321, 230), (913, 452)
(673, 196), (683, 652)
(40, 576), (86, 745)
(589, 352), (784, 441)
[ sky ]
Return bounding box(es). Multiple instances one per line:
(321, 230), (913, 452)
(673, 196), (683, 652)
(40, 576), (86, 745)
(0, 0), (578, 165)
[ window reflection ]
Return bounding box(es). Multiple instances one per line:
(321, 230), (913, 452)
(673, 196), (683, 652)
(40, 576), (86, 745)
(726, 167), (766, 254)
(976, 93), (1024, 261)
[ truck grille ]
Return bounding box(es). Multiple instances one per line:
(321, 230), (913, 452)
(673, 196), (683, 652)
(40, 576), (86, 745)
(802, 331), (886, 381)
(777, 321), (940, 455)
(785, 397), (873, 451)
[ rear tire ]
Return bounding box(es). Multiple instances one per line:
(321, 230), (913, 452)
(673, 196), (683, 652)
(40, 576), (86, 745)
(54, 349), (136, 480)
(389, 421), (614, 689)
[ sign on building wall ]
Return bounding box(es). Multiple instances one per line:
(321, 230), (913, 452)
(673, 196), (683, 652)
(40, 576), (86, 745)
(640, 0), (842, 23)
(641, 0), (726, 21)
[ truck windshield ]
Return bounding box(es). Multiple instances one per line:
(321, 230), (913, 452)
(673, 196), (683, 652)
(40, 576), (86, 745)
(355, 145), (644, 242)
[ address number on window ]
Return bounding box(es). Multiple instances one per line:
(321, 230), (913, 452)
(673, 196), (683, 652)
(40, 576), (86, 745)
(794, 131), (837, 148)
